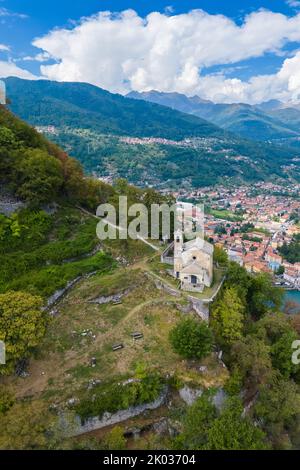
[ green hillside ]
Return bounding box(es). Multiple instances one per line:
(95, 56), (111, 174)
(4, 78), (300, 187)
(0, 104), (172, 298)
(128, 90), (300, 141)
(5, 77), (223, 140)
(1, 105), (300, 452)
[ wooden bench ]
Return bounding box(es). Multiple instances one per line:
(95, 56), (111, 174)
(131, 332), (144, 340)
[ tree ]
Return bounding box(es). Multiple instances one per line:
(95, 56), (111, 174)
(279, 239), (300, 264)
(0, 291), (46, 374)
(255, 377), (300, 432)
(224, 368), (243, 396)
(254, 312), (299, 379)
(169, 317), (213, 360)
(15, 149), (63, 204)
(174, 395), (267, 450)
(0, 401), (54, 449)
(254, 311), (293, 343)
(247, 273), (283, 319)
(211, 287), (245, 346)
(80, 177), (115, 210)
(231, 336), (273, 390)
(275, 265), (284, 276)
(62, 157), (85, 202)
(213, 246), (228, 266)
(291, 313), (300, 334)
(214, 224), (226, 235)
(207, 397), (268, 450)
(174, 392), (217, 449)
(224, 262), (251, 302)
(271, 330), (299, 379)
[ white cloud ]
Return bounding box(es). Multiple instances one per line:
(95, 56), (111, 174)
(26, 8), (300, 103)
(286, 1), (300, 9)
(21, 52), (51, 62)
(0, 44), (10, 51)
(0, 7), (28, 19)
(0, 60), (38, 80)
(164, 6), (174, 14)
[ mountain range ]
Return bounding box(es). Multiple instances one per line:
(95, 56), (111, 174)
(3, 77), (300, 188)
(128, 90), (300, 144)
(4, 77), (223, 140)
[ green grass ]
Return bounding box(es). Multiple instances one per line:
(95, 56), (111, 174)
(3, 254), (228, 425)
(103, 238), (154, 262)
(252, 227), (272, 236)
(208, 208), (243, 222)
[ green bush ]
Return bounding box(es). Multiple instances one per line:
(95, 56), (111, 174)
(169, 317), (213, 360)
(75, 374), (164, 422)
(3, 252), (114, 298)
(0, 206), (114, 297)
(0, 387), (14, 414)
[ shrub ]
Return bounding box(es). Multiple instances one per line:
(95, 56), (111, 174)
(102, 426), (126, 450)
(0, 291), (46, 374)
(169, 317), (213, 360)
(75, 373), (164, 422)
(0, 387), (14, 414)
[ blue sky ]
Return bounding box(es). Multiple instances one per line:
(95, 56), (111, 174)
(1, 1), (300, 103)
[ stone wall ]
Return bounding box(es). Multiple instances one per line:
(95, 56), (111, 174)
(152, 277), (181, 297)
(187, 296), (209, 321)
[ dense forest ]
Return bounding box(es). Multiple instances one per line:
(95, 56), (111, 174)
(5, 77), (223, 140)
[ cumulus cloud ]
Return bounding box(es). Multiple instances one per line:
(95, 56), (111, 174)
(0, 60), (38, 80)
(27, 8), (300, 103)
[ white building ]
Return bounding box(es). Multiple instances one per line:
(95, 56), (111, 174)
(173, 229), (214, 292)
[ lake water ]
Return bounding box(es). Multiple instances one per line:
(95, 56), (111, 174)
(284, 290), (300, 308)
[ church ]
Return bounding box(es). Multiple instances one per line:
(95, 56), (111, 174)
(173, 229), (214, 293)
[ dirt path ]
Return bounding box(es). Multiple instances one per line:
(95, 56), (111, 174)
(118, 296), (177, 327)
(77, 206), (160, 252)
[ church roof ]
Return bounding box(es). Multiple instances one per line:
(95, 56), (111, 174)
(183, 237), (214, 256)
(181, 260), (208, 275)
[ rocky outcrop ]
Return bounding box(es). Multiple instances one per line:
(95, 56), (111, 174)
(187, 296), (209, 321)
(179, 385), (203, 405)
(65, 387), (168, 437)
(88, 288), (131, 305)
(46, 276), (82, 309)
(212, 388), (227, 412)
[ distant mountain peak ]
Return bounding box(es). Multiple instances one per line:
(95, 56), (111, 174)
(126, 90), (300, 142)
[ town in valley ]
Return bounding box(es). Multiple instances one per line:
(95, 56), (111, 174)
(169, 182), (300, 291)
